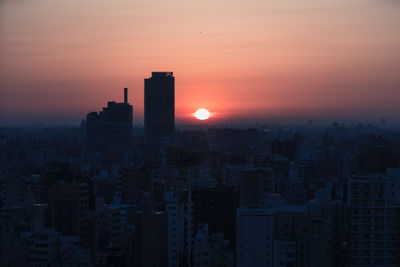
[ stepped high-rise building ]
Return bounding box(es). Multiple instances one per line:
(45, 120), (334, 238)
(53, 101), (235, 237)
(144, 72), (175, 152)
(85, 88), (133, 147)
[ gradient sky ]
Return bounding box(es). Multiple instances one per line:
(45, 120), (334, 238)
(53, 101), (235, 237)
(1, 0), (400, 125)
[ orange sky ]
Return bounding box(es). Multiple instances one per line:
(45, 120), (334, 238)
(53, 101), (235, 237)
(1, 0), (400, 125)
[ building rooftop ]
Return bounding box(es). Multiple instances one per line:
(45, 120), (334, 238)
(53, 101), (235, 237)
(151, 72), (173, 77)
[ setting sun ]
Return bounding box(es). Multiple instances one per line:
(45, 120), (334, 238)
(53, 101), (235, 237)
(194, 108), (210, 120)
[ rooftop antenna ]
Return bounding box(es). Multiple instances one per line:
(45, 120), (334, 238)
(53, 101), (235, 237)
(124, 88), (128, 103)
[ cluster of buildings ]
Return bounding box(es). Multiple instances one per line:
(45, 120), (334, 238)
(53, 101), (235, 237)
(0, 72), (400, 266)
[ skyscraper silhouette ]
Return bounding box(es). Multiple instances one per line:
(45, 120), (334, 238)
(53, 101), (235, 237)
(144, 72), (175, 152)
(85, 88), (133, 147)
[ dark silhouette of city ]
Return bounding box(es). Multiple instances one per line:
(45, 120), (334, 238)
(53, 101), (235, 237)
(2, 0), (400, 265)
(1, 71), (400, 267)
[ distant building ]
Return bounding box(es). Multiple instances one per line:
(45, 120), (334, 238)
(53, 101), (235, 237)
(165, 198), (183, 267)
(348, 173), (400, 266)
(237, 199), (333, 267)
(192, 187), (238, 246)
(0, 175), (30, 208)
(273, 240), (296, 267)
(48, 182), (89, 248)
(237, 208), (274, 267)
(358, 136), (400, 174)
(144, 72), (175, 152)
(134, 200), (167, 267)
(240, 169), (275, 208)
(118, 166), (152, 204)
(274, 204), (333, 267)
(85, 88), (133, 147)
(29, 229), (60, 264)
(192, 224), (235, 267)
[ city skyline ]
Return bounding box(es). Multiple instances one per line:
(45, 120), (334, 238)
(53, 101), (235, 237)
(1, 1), (400, 266)
(1, 0), (400, 125)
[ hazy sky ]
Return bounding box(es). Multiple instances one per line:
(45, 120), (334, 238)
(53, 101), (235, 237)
(1, 0), (400, 125)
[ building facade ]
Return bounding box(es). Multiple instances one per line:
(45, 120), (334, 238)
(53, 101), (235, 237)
(85, 88), (133, 147)
(144, 72), (175, 152)
(348, 174), (400, 266)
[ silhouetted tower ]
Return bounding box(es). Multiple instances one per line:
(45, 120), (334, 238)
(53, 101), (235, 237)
(144, 72), (175, 152)
(85, 88), (133, 147)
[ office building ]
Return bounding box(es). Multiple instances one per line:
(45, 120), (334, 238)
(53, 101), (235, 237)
(348, 173), (400, 266)
(86, 88), (133, 147)
(144, 72), (175, 152)
(48, 182), (89, 248)
(237, 208), (274, 267)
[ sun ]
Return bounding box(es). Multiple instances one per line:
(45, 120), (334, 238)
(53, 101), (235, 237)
(194, 108), (210, 120)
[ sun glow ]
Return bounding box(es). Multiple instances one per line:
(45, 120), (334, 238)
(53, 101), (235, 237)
(194, 108), (210, 120)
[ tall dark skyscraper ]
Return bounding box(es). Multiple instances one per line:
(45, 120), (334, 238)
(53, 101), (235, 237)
(144, 72), (175, 152)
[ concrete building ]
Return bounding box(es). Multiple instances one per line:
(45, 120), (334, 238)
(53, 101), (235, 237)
(239, 168), (275, 208)
(237, 199), (333, 267)
(85, 88), (133, 147)
(273, 240), (296, 267)
(0, 175), (30, 208)
(193, 224), (235, 267)
(134, 200), (167, 267)
(48, 182), (89, 248)
(165, 194), (185, 267)
(348, 173), (400, 266)
(29, 229), (60, 265)
(237, 208), (274, 267)
(144, 72), (175, 153)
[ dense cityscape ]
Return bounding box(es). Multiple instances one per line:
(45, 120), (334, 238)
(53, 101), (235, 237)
(0, 72), (399, 266)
